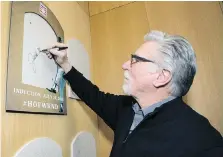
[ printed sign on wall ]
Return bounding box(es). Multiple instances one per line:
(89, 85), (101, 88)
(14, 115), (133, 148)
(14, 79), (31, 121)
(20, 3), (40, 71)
(6, 2), (66, 115)
(39, 2), (47, 18)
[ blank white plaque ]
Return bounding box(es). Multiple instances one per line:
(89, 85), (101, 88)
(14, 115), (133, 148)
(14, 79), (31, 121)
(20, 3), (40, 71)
(22, 13), (58, 90)
(14, 137), (62, 157)
(67, 39), (91, 99)
(71, 131), (96, 157)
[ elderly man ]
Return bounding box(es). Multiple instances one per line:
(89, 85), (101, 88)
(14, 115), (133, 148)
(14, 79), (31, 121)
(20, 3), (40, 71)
(47, 31), (223, 157)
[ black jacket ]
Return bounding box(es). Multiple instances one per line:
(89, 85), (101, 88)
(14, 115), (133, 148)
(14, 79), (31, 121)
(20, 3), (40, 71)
(64, 67), (223, 157)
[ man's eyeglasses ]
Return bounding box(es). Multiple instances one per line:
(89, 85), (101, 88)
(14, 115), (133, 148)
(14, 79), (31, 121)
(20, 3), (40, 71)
(130, 54), (170, 76)
(131, 54), (156, 67)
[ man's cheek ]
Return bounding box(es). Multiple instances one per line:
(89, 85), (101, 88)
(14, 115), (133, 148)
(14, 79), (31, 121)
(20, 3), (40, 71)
(148, 64), (158, 73)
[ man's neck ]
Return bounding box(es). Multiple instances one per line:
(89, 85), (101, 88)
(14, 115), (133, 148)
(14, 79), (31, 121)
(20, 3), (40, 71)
(134, 92), (171, 109)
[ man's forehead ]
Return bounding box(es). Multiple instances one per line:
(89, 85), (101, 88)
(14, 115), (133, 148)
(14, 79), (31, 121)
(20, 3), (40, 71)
(135, 41), (159, 57)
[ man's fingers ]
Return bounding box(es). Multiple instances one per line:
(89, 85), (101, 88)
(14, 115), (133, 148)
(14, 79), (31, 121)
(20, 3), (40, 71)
(49, 48), (60, 56)
(47, 53), (53, 59)
(52, 42), (68, 48)
(44, 42), (67, 52)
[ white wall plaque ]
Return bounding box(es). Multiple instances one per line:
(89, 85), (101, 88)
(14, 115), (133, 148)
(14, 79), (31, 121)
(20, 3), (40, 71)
(71, 131), (96, 157)
(14, 137), (62, 157)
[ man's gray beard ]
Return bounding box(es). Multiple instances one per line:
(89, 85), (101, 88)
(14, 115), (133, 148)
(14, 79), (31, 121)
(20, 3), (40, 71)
(122, 83), (131, 96)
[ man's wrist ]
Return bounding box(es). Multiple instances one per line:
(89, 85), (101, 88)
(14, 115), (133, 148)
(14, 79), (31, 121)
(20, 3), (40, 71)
(61, 62), (72, 74)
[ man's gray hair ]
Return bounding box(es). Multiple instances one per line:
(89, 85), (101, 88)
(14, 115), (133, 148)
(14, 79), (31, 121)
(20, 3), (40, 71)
(144, 30), (197, 97)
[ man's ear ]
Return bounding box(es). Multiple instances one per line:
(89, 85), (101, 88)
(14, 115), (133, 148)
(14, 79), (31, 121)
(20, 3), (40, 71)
(153, 69), (172, 88)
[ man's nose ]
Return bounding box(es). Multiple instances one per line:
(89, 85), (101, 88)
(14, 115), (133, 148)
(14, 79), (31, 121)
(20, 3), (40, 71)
(122, 60), (131, 70)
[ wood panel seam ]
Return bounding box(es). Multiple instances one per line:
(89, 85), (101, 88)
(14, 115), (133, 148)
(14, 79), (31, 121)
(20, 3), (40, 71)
(143, 2), (151, 33)
(90, 1), (136, 17)
(77, 2), (90, 16)
(87, 6), (100, 156)
(88, 2), (90, 17)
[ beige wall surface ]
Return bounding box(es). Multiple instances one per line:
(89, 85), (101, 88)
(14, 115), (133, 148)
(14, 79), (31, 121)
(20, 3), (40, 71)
(90, 2), (149, 156)
(1, 2), (98, 157)
(77, 1), (89, 16)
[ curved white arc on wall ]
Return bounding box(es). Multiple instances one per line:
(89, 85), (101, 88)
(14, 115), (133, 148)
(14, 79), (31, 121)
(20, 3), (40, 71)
(14, 137), (62, 157)
(67, 39), (91, 99)
(71, 131), (96, 157)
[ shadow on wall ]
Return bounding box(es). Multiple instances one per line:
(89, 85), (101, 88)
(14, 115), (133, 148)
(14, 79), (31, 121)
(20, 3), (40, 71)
(78, 100), (114, 152)
(220, 2), (223, 14)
